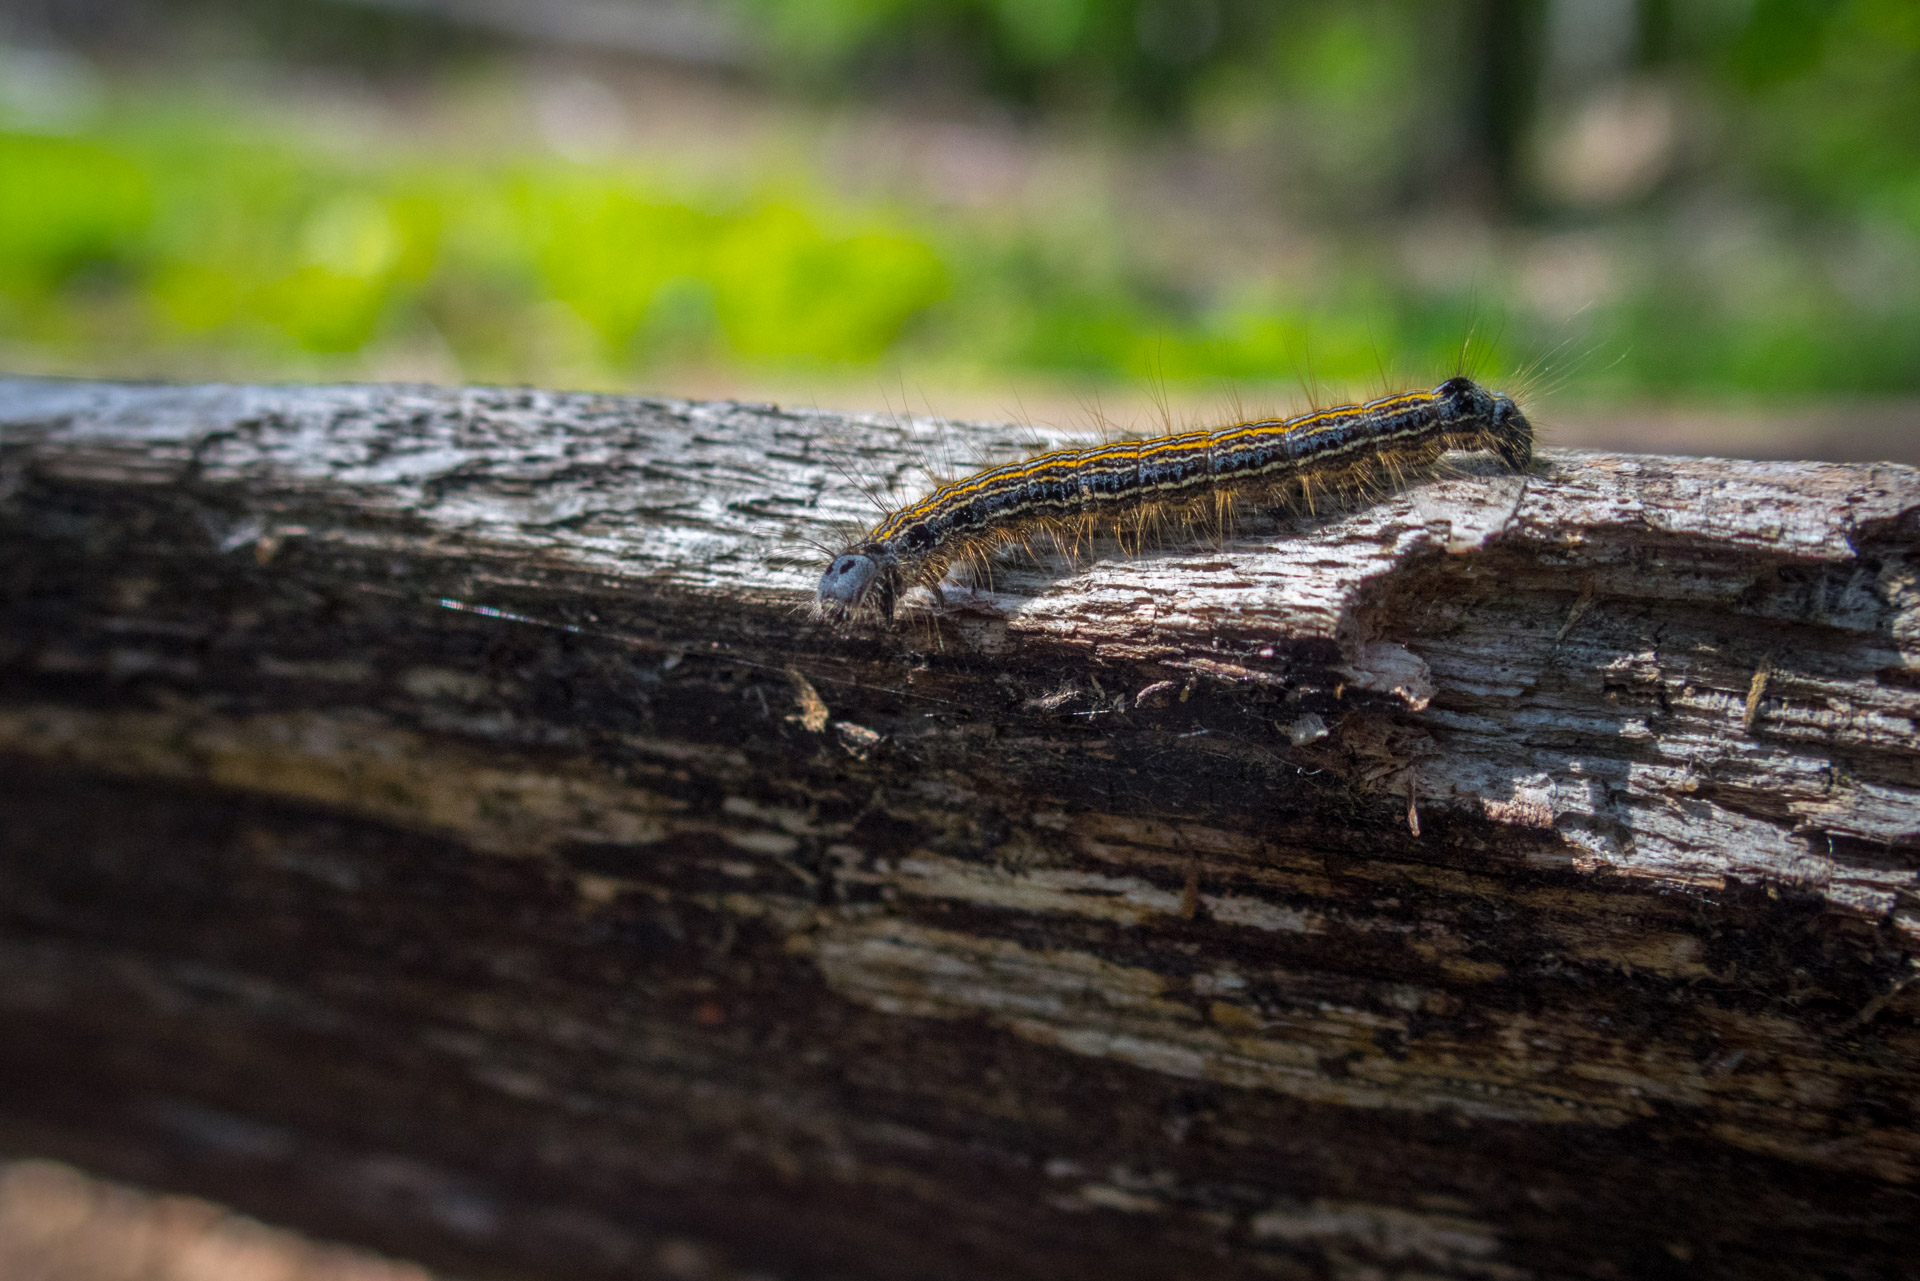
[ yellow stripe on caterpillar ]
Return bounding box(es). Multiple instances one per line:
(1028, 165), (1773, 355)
(817, 376), (1532, 621)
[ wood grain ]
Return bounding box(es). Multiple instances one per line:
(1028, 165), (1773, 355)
(1, 377), (1916, 1280)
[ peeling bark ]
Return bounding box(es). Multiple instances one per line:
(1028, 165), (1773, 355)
(1, 377), (1916, 1280)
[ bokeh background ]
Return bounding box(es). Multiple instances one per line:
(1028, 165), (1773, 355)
(0, 3), (1915, 1278)
(2, 0), (1918, 459)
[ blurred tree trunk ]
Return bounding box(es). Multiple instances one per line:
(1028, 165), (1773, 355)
(1469, 0), (1546, 208)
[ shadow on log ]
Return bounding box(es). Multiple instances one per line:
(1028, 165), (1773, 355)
(0, 377), (1916, 1280)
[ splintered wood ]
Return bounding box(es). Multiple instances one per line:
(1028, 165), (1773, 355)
(1, 378), (1916, 1281)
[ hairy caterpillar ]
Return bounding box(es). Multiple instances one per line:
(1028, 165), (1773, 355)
(815, 376), (1533, 620)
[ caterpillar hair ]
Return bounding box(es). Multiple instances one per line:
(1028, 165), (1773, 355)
(816, 375), (1533, 621)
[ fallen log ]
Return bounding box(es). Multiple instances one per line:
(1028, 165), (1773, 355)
(0, 376), (1916, 1280)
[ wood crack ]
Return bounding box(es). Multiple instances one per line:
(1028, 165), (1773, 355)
(1, 377), (1917, 1280)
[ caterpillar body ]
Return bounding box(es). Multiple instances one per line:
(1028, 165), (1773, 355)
(816, 375), (1533, 620)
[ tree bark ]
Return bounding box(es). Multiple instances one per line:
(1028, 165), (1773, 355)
(1, 376), (1916, 1280)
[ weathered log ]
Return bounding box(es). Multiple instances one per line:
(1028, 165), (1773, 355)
(0, 376), (1916, 1280)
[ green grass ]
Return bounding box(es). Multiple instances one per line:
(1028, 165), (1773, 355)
(0, 109), (951, 376)
(2, 92), (1918, 401)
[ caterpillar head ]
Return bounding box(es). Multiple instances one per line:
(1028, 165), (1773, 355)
(1485, 392), (1533, 471)
(816, 547), (900, 621)
(1436, 376), (1533, 472)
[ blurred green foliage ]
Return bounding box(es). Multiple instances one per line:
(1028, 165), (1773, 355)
(0, 113), (950, 377)
(746, 0), (1283, 117)
(0, 107), (1523, 391)
(0, 0), (1916, 399)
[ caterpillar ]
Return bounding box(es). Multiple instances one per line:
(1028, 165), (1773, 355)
(816, 375), (1533, 620)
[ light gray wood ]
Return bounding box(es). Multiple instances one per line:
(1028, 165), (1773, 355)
(1, 376), (1916, 1280)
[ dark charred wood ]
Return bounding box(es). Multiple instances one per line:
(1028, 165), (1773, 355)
(1, 377), (1917, 1281)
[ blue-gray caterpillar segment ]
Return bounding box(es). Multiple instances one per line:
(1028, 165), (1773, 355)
(818, 376), (1532, 621)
